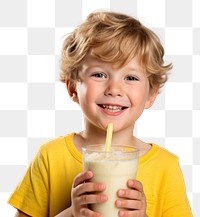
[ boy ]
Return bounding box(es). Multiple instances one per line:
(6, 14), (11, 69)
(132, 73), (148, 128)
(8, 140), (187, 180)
(8, 11), (192, 217)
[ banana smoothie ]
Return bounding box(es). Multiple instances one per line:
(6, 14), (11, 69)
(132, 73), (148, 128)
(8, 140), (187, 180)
(82, 145), (139, 217)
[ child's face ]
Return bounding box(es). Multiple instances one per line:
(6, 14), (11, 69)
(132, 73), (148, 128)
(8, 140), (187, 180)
(72, 54), (157, 132)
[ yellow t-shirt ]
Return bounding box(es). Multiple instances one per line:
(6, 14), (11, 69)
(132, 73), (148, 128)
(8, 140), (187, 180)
(8, 133), (192, 217)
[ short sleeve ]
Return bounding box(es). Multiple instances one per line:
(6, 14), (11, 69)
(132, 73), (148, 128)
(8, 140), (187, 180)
(8, 147), (50, 217)
(162, 159), (193, 217)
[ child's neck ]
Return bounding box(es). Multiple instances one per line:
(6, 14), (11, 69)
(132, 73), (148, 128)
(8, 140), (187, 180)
(74, 126), (152, 156)
(81, 126), (134, 145)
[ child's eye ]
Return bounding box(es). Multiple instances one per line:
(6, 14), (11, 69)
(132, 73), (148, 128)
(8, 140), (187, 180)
(125, 75), (138, 81)
(91, 72), (107, 78)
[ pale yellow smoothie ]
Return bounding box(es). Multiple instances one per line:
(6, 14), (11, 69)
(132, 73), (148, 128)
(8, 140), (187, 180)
(82, 145), (138, 217)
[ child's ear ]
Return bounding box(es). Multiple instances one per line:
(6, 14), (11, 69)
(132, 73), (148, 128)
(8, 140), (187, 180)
(66, 80), (79, 103)
(145, 86), (159, 109)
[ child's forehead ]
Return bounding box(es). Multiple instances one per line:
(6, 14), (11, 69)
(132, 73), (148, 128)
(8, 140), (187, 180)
(82, 53), (106, 67)
(81, 52), (145, 72)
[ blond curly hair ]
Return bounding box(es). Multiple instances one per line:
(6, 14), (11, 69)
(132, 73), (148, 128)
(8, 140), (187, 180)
(60, 11), (172, 89)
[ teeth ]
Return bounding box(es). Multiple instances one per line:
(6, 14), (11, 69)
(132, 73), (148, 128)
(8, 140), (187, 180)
(102, 105), (123, 112)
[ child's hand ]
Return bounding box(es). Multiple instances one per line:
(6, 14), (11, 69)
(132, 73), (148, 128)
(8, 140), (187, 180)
(70, 171), (108, 217)
(116, 180), (147, 217)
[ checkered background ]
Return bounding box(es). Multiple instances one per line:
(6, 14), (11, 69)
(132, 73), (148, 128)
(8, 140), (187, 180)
(0, 0), (199, 216)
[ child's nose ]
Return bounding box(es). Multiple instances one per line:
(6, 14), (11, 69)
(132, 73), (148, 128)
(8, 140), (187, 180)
(104, 79), (123, 97)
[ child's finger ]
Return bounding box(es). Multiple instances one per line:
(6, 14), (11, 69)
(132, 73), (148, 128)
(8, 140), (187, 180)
(78, 193), (108, 205)
(73, 181), (106, 197)
(127, 180), (144, 193)
(116, 198), (142, 210)
(80, 207), (102, 217)
(117, 180), (144, 200)
(73, 171), (93, 188)
(117, 188), (142, 200)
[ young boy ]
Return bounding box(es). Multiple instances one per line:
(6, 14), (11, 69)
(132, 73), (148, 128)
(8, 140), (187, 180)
(8, 11), (192, 217)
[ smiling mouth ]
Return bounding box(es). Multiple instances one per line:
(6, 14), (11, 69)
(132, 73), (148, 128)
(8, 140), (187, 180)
(98, 104), (128, 112)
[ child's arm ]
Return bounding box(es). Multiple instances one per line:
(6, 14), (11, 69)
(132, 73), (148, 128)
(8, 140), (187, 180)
(116, 179), (147, 217)
(55, 171), (107, 217)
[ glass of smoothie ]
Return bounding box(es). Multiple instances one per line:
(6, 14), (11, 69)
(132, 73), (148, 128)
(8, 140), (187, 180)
(82, 145), (139, 217)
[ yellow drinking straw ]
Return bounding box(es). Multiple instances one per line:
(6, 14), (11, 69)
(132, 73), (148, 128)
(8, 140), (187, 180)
(105, 123), (113, 152)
